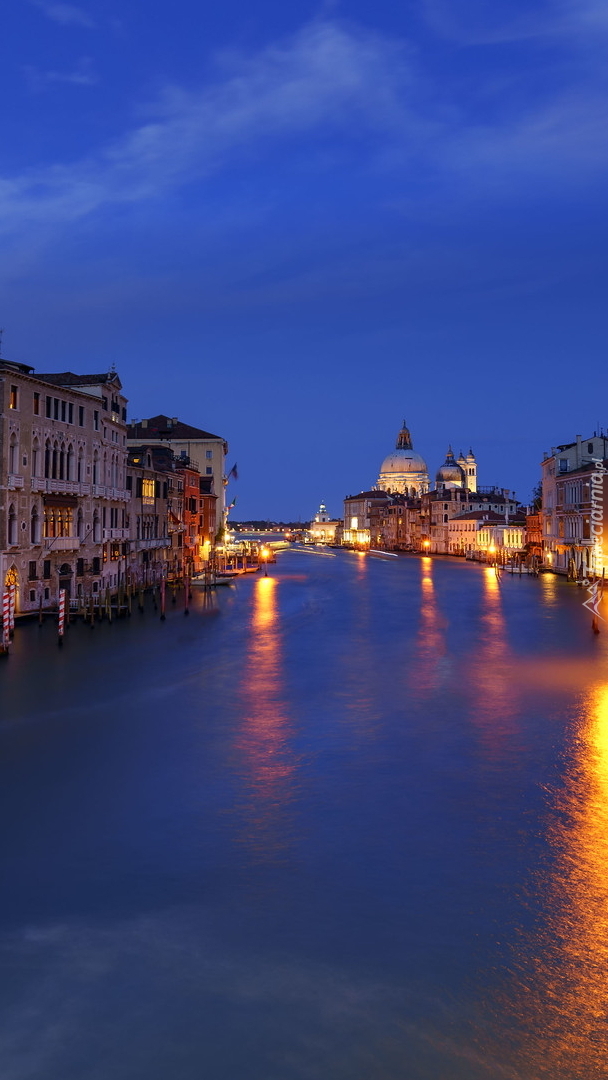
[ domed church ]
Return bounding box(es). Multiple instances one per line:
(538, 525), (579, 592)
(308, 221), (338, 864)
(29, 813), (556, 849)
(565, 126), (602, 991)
(376, 421), (430, 497)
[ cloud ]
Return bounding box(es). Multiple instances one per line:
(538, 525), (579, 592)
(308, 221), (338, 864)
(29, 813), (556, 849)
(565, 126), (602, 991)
(30, 0), (96, 28)
(1, 21), (416, 235)
(23, 56), (98, 90)
(1, 15), (608, 255)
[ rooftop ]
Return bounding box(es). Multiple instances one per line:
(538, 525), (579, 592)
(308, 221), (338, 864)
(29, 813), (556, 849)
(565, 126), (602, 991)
(128, 414), (223, 442)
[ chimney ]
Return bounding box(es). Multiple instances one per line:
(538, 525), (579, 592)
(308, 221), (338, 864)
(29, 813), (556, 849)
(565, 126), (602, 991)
(172, 417), (178, 425)
(141, 419), (148, 429)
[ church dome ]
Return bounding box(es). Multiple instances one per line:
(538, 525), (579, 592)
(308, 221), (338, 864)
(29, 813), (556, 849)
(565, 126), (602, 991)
(376, 421), (429, 495)
(436, 447), (465, 486)
(380, 449), (428, 474)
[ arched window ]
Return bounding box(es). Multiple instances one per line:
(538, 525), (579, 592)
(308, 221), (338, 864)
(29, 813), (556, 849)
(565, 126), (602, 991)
(103, 451), (108, 483)
(92, 450), (99, 485)
(8, 505), (17, 546)
(44, 439), (51, 478)
(52, 441), (59, 480)
(32, 438), (40, 477)
(77, 508), (84, 539)
(93, 511), (101, 543)
(77, 448), (84, 483)
(30, 505), (40, 544)
(8, 434), (17, 475)
(59, 442), (66, 481)
(67, 444), (74, 481)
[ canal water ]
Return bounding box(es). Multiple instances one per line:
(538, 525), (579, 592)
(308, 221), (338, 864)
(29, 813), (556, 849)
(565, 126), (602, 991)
(0, 552), (607, 1080)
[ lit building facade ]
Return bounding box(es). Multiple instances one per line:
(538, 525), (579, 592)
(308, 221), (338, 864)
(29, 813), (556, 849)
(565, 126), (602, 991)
(309, 501), (341, 544)
(1, 359), (130, 614)
(541, 434), (608, 576)
(128, 415), (227, 520)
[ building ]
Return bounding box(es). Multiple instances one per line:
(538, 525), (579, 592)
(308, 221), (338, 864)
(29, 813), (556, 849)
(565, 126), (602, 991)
(420, 486), (520, 554)
(525, 510), (543, 569)
(541, 434), (608, 576)
(1, 359), (130, 614)
(376, 421), (430, 497)
(343, 490), (390, 547)
(126, 445), (171, 585)
(309, 501), (341, 544)
(128, 415), (227, 524)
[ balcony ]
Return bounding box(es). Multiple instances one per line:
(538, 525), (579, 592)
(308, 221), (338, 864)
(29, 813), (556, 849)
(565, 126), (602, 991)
(31, 478), (83, 496)
(44, 536), (80, 551)
(7, 474), (24, 490)
(136, 537), (170, 550)
(91, 484), (131, 500)
(103, 528), (130, 541)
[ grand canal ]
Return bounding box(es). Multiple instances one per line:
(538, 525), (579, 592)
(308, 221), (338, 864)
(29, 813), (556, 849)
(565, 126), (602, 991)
(1, 552), (607, 1079)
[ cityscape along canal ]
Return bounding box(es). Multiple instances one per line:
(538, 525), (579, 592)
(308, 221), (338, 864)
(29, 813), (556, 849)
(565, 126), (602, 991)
(1, 552), (607, 1079)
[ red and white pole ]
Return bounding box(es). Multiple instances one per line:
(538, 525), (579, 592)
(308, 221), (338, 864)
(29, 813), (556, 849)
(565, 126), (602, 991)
(58, 588), (66, 646)
(2, 591), (10, 653)
(9, 582), (15, 634)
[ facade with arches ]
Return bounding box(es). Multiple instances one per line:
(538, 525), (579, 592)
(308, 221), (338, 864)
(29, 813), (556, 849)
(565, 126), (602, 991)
(1, 359), (131, 613)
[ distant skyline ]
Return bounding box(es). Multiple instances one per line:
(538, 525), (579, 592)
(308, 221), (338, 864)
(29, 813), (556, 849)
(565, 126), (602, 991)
(2, 0), (607, 518)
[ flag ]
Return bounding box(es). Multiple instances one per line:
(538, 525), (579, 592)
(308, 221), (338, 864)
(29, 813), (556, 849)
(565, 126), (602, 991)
(228, 498), (237, 509)
(227, 462), (238, 480)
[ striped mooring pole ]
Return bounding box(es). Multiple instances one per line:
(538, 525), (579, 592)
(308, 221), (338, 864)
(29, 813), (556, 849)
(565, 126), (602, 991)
(9, 583), (16, 634)
(58, 588), (66, 646)
(1, 590), (11, 655)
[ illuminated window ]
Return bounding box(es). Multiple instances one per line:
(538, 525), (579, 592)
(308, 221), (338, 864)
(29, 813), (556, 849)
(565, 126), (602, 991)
(9, 385), (18, 409)
(142, 478), (155, 504)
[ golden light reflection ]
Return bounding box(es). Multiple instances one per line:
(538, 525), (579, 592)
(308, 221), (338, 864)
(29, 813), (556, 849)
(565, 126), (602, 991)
(539, 571), (559, 608)
(410, 557), (447, 697)
(466, 567), (517, 751)
(497, 682), (608, 1077)
(236, 576), (298, 863)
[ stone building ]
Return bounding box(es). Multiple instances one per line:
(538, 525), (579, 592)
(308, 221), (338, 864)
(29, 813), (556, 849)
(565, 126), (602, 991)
(343, 490), (390, 547)
(128, 415), (227, 522)
(419, 486), (519, 554)
(541, 434), (608, 576)
(1, 359), (130, 613)
(126, 445), (171, 585)
(309, 501), (341, 544)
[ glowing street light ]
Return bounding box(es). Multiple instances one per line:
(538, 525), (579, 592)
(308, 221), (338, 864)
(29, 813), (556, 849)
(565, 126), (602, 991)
(260, 546), (270, 576)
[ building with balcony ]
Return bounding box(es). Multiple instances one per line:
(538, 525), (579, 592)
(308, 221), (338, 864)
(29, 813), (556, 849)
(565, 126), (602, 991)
(541, 434), (608, 576)
(1, 359), (129, 613)
(128, 415), (227, 520)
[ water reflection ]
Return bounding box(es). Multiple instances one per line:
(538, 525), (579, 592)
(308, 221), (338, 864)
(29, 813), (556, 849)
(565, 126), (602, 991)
(500, 682), (608, 1078)
(466, 567), (517, 750)
(235, 577), (298, 863)
(409, 557), (447, 697)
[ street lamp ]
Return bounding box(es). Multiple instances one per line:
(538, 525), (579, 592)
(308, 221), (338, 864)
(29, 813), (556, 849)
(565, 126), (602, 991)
(260, 546), (270, 576)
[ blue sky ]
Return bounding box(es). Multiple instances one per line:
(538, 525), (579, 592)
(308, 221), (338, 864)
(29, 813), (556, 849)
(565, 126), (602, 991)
(2, 0), (608, 518)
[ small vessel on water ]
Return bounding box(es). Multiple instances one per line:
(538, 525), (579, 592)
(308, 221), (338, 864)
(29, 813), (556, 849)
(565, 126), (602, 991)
(191, 572), (238, 589)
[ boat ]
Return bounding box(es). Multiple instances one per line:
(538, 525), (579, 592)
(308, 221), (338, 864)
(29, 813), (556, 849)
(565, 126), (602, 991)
(191, 572), (237, 588)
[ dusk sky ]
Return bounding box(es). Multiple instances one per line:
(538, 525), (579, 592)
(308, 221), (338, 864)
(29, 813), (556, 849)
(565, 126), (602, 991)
(2, 0), (607, 519)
